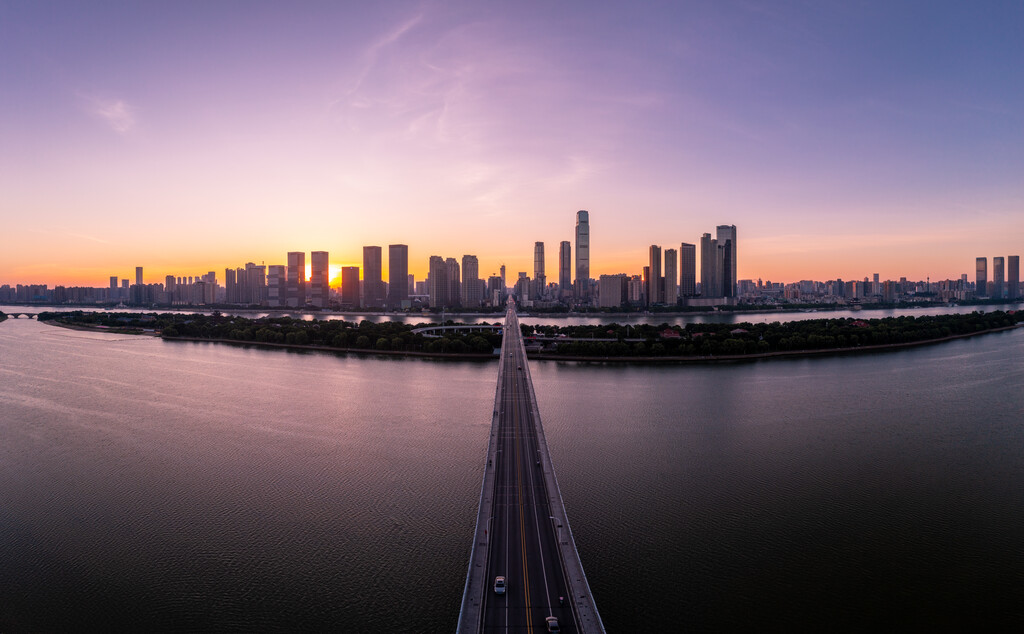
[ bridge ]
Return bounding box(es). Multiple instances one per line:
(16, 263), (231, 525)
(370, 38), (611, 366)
(457, 301), (604, 633)
(3, 313), (38, 319)
(411, 324), (502, 338)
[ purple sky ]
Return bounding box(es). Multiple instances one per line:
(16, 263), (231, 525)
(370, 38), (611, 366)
(1, 1), (1021, 286)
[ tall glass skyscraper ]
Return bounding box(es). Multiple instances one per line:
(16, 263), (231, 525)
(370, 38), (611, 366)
(558, 241), (571, 299)
(388, 244), (409, 309)
(363, 246), (383, 308)
(310, 251), (329, 308)
(533, 242), (545, 300)
(575, 210), (590, 300)
(976, 257), (987, 296)
(286, 251), (305, 307)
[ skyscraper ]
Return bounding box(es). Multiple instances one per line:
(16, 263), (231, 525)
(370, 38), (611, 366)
(341, 266), (360, 308)
(310, 251), (329, 308)
(363, 246), (383, 308)
(716, 224), (737, 297)
(700, 233), (719, 298)
(267, 265), (285, 306)
(135, 267), (143, 286)
(462, 255), (480, 307)
(446, 257), (461, 307)
(428, 256), (448, 308)
(680, 243), (696, 297)
(1009, 255), (1020, 300)
(976, 257), (987, 296)
(648, 245), (663, 305)
(992, 256), (1005, 299)
(533, 242), (546, 300)
(664, 248), (678, 305)
(388, 244), (409, 310)
(575, 210), (590, 300)
(286, 251), (306, 307)
(558, 241), (571, 299)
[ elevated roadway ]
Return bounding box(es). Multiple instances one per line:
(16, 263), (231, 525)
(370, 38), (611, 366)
(458, 301), (604, 633)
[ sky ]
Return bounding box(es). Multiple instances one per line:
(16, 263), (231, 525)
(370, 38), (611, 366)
(1, 1), (1022, 287)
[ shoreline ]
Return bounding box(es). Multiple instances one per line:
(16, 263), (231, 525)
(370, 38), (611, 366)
(39, 319), (1021, 364)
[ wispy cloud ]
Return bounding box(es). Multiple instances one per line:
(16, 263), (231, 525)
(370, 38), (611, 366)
(86, 96), (136, 134)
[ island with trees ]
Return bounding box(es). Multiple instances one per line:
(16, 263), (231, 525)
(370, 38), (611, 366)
(37, 309), (1021, 363)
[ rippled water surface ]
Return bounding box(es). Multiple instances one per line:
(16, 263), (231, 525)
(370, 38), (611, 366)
(2, 317), (1023, 631)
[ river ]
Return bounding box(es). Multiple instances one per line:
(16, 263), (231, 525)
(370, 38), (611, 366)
(1, 316), (1022, 631)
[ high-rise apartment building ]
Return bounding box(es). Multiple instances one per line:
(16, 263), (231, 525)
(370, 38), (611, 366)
(500, 265), (506, 291)
(310, 251), (329, 308)
(286, 252), (306, 307)
(533, 242), (546, 300)
(363, 246), (383, 308)
(135, 267), (143, 286)
(267, 265), (286, 307)
(680, 243), (696, 297)
(1008, 255), (1020, 300)
(462, 255), (481, 307)
(648, 245), (663, 305)
(575, 210), (590, 300)
(976, 257), (987, 296)
(664, 248), (678, 305)
(341, 266), (360, 308)
(992, 256), (1005, 299)
(388, 244), (409, 309)
(245, 262), (266, 305)
(598, 274), (628, 308)
(428, 256), (449, 308)
(716, 224), (737, 297)
(446, 257), (461, 307)
(700, 233), (719, 298)
(558, 241), (571, 299)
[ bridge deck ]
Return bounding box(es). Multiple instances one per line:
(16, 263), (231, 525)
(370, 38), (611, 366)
(457, 302), (604, 634)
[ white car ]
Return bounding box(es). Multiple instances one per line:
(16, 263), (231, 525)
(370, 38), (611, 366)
(545, 616), (560, 632)
(493, 576), (506, 595)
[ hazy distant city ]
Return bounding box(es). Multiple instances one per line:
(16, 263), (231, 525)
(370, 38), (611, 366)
(2, 210), (1020, 310)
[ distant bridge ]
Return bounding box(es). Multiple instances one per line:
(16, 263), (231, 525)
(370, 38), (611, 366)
(4, 313), (38, 319)
(410, 324), (502, 338)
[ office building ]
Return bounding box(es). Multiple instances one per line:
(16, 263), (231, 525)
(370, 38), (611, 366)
(533, 242), (546, 300)
(1009, 255), (1020, 300)
(388, 244), (409, 309)
(700, 233), (719, 298)
(363, 246), (383, 308)
(648, 245), (663, 305)
(446, 257), (461, 307)
(286, 252), (306, 307)
(428, 256), (449, 308)
(664, 248), (678, 305)
(310, 251), (329, 308)
(575, 210), (590, 300)
(992, 256), (1005, 299)
(598, 274), (629, 308)
(341, 266), (360, 308)
(680, 243), (696, 297)
(135, 267), (143, 286)
(558, 241), (571, 299)
(976, 257), (987, 296)
(266, 265), (285, 306)
(487, 275), (504, 306)
(462, 255), (481, 307)
(515, 272), (530, 299)
(716, 224), (737, 297)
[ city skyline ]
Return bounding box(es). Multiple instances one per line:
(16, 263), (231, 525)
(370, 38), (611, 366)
(2, 3), (1023, 285)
